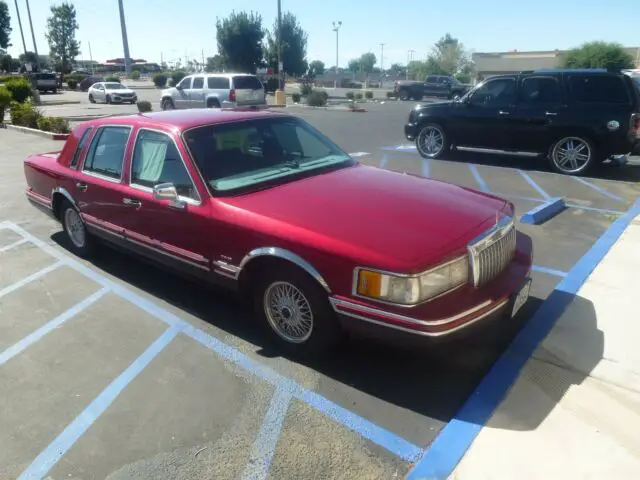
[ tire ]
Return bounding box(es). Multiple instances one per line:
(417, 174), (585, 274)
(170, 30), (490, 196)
(106, 95), (112, 104)
(88, 94), (96, 103)
(252, 264), (343, 358)
(416, 122), (450, 159)
(60, 200), (94, 258)
(161, 98), (174, 110)
(52, 88), (57, 94)
(206, 98), (221, 108)
(547, 135), (597, 176)
(399, 89), (410, 101)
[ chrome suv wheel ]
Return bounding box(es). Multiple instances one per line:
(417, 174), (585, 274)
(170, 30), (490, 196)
(548, 136), (595, 175)
(416, 123), (449, 159)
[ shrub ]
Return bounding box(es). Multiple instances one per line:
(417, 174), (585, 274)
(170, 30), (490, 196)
(66, 78), (78, 90)
(171, 71), (186, 85)
(386, 91), (397, 98)
(345, 91), (355, 100)
(130, 70), (141, 80)
(300, 84), (313, 96)
(9, 101), (41, 128)
(365, 91), (373, 99)
(49, 116), (70, 133)
(105, 76), (120, 83)
(355, 92), (363, 100)
(4, 77), (33, 103)
(306, 90), (327, 107)
(152, 73), (167, 88)
(291, 92), (301, 103)
(265, 77), (279, 92)
(0, 85), (11, 122)
(36, 116), (52, 131)
(137, 100), (152, 112)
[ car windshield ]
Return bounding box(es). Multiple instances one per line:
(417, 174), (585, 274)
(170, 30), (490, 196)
(105, 83), (125, 89)
(183, 116), (354, 193)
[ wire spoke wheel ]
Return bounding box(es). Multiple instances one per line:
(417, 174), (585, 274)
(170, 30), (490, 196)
(263, 281), (314, 344)
(64, 208), (86, 248)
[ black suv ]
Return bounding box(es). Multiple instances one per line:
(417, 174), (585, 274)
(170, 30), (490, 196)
(404, 69), (640, 175)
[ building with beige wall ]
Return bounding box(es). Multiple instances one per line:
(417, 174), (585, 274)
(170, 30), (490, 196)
(472, 47), (640, 82)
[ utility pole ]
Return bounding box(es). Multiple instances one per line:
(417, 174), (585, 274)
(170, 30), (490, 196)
(277, 0), (283, 89)
(24, 0), (38, 69)
(406, 49), (415, 80)
(380, 43), (385, 86)
(117, 0), (132, 75)
(332, 21), (342, 88)
(13, 0), (27, 55)
(88, 42), (94, 75)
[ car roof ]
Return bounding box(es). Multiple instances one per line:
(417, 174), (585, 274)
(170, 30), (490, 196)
(187, 73), (258, 78)
(88, 108), (292, 130)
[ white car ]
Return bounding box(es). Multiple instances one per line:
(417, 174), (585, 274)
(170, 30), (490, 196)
(88, 82), (138, 104)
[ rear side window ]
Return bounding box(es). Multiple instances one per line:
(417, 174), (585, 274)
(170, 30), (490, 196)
(232, 75), (263, 90)
(569, 75), (630, 104)
(208, 77), (230, 89)
(520, 76), (561, 103)
(83, 126), (131, 180)
(70, 127), (93, 168)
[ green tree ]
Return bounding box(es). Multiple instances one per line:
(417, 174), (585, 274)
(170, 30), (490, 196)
(562, 41), (634, 70)
(206, 54), (225, 72)
(45, 2), (80, 73)
(0, 52), (11, 72)
(265, 12), (308, 77)
(308, 60), (325, 76)
(216, 11), (265, 73)
(0, 0), (11, 50)
(347, 58), (360, 72)
(428, 33), (472, 76)
(358, 52), (377, 73)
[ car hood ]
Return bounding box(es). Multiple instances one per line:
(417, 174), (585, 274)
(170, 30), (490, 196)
(221, 164), (509, 271)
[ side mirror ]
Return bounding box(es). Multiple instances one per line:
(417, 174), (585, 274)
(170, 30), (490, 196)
(153, 183), (186, 209)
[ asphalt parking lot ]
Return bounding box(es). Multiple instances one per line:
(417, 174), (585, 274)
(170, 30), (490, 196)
(1, 102), (640, 479)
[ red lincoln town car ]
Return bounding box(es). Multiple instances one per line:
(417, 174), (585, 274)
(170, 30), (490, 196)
(23, 109), (533, 356)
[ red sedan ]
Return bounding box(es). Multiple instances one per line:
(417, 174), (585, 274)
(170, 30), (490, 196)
(23, 109), (533, 356)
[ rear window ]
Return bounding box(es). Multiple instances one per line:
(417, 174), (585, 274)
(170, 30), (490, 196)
(207, 77), (230, 89)
(568, 75), (630, 104)
(232, 75), (263, 90)
(37, 73), (56, 80)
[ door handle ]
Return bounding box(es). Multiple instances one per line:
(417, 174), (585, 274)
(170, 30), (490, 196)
(545, 111), (558, 117)
(498, 110), (511, 116)
(76, 182), (88, 192)
(122, 198), (142, 207)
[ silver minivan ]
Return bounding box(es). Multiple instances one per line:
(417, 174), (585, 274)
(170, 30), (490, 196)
(160, 73), (267, 110)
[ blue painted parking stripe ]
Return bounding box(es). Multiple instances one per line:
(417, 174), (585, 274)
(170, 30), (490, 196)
(406, 197), (640, 480)
(6, 222), (423, 462)
(421, 159), (430, 178)
(468, 164), (489, 192)
(0, 261), (63, 300)
(0, 288), (109, 366)
(0, 238), (28, 253)
(18, 326), (179, 480)
(531, 265), (568, 277)
(517, 170), (550, 200)
(572, 177), (625, 203)
(241, 387), (292, 480)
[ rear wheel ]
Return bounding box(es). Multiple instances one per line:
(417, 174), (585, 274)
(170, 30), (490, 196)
(547, 136), (597, 176)
(60, 200), (94, 258)
(206, 98), (221, 108)
(416, 122), (450, 159)
(161, 98), (174, 110)
(399, 89), (410, 101)
(106, 94), (112, 104)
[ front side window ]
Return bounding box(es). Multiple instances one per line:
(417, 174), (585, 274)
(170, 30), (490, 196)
(131, 130), (198, 200)
(83, 126), (131, 180)
(177, 77), (192, 89)
(469, 77), (517, 106)
(183, 117), (354, 193)
(104, 82), (125, 90)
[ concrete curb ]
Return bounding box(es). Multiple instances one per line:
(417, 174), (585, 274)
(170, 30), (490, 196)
(39, 100), (82, 107)
(0, 123), (69, 140)
(520, 197), (567, 225)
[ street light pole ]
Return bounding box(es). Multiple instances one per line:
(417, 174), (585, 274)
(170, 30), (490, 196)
(406, 49), (415, 80)
(24, 0), (39, 69)
(332, 21), (342, 89)
(117, 0), (132, 75)
(380, 43), (385, 86)
(277, 0), (283, 89)
(13, 0), (27, 55)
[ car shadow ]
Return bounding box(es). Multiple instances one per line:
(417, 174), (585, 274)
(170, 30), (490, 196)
(50, 231), (602, 430)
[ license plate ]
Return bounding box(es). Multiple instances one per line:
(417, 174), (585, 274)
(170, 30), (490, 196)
(511, 279), (531, 318)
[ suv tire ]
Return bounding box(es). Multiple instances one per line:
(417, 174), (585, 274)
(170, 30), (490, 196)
(416, 122), (450, 159)
(547, 135), (597, 176)
(161, 98), (175, 110)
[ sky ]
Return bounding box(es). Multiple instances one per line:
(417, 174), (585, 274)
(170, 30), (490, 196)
(3, 0), (639, 68)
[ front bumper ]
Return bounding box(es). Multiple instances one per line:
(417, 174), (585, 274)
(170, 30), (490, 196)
(404, 122), (419, 141)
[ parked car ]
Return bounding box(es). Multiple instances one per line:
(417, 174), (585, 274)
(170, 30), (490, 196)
(404, 68), (640, 175)
(34, 72), (58, 93)
(23, 109), (533, 356)
(160, 73), (267, 110)
(88, 81), (138, 104)
(395, 75), (472, 101)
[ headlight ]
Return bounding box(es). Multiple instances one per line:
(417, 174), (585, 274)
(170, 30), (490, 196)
(355, 256), (469, 305)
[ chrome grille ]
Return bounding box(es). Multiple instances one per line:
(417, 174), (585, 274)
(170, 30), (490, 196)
(468, 220), (517, 287)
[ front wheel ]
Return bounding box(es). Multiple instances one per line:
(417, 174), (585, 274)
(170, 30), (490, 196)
(106, 95), (112, 104)
(416, 122), (450, 159)
(547, 136), (597, 176)
(161, 98), (174, 110)
(88, 94), (96, 103)
(60, 200), (94, 258)
(253, 266), (343, 358)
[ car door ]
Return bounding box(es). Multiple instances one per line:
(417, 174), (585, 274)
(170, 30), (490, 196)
(449, 76), (517, 149)
(75, 124), (136, 240)
(232, 75), (266, 107)
(174, 76), (192, 109)
(423, 76), (440, 97)
(124, 128), (213, 275)
(508, 75), (565, 153)
(189, 76), (205, 108)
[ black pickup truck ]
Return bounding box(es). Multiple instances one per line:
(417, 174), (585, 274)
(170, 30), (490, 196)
(394, 75), (472, 101)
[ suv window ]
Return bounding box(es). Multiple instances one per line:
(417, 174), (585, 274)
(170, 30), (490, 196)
(426, 76), (438, 83)
(470, 77), (517, 106)
(520, 76), (561, 103)
(70, 127), (93, 168)
(131, 130), (198, 200)
(83, 126), (131, 180)
(192, 77), (204, 89)
(208, 76), (230, 89)
(568, 75), (630, 104)
(232, 75), (263, 90)
(177, 77), (192, 89)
